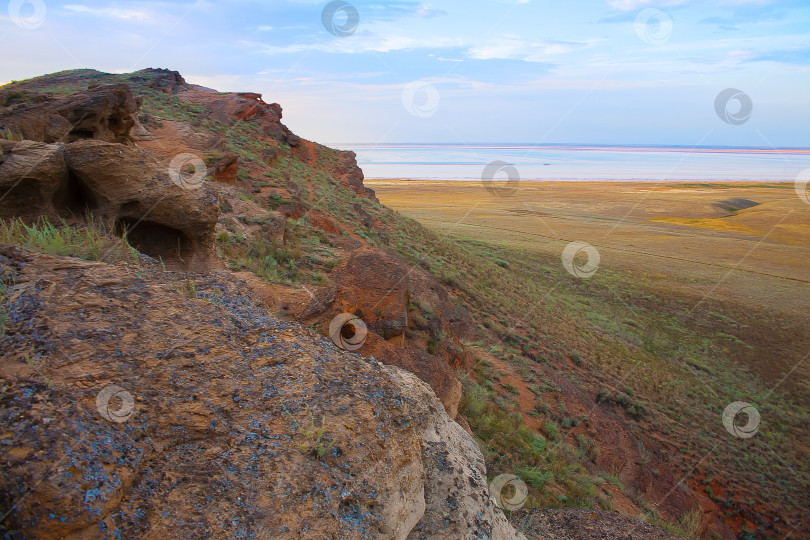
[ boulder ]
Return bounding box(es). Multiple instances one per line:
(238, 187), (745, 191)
(57, 83), (140, 143)
(331, 150), (377, 201)
(0, 247), (523, 539)
(303, 246), (467, 417)
(386, 366), (526, 540)
(210, 151), (239, 185)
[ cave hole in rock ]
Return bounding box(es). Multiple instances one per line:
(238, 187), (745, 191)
(106, 113), (132, 139)
(68, 128), (95, 140)
(115, 217), (193, 262)
(53, 170), (99, 216)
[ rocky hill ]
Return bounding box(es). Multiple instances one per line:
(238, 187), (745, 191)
(0, 68), (735, 539)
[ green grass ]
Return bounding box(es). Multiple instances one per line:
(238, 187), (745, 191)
(458, 369), (610, 509)
(645, 507), (703, 538)
(0, 217), (138, 264)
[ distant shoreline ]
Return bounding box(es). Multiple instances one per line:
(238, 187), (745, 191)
(350, 144), (808, 183)
(365, 179), (798, 184)
(334, 143), (810, 154)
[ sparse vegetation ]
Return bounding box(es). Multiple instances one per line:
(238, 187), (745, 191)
(283, 403), (333, 459)
(0, 217), (137, 264)
(372, 181), (809, 535)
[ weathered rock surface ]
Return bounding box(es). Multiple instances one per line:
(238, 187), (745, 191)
(0, 83), (143, 144)
(300, 246), (467, 417)
(63, 139), (219, 262)
(0, 139), (219, 267)
(386, 367), (525, 540)
(0, 141), (66, 217)
(333, 150), (377, 200)
(0, 247), (523, 539)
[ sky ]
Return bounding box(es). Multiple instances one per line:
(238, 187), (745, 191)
(1, 0), (809, 146)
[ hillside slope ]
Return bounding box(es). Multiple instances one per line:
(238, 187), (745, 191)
(0, 68), (785, 539)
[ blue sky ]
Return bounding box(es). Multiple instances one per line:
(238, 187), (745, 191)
(2, 0), (809, 146)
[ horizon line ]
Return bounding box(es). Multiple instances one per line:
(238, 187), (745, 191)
(327, 142), (810, 152)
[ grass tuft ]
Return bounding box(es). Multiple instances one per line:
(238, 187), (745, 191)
(0, 217), (138, 264)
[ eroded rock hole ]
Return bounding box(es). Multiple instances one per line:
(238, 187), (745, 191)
(53, 171), (98, 216)
(115, 218), (193, 262)
(68, 128), (95, 140)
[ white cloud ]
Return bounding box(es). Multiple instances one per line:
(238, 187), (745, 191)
(247, 34), (465, 55)
(468, 36), (590, 62)
(415, 4), (447, 18)
(64, 4), (150, 21)
(608, 0), (774, 10)
(608, 0), (687, 10)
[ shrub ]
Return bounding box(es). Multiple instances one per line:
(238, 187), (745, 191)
(596, 388), (611, 403)
(518, 467), (552, 489)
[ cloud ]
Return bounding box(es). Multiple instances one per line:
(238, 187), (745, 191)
(247, 34), (465, 55)
(607, 0), (775, 11)
(741, 47), (810, 65)
(364, 1), (447, 21)
(64, 4), (150, 21)
(467, 36), (591, 62)
(415, 4), (447, 18)
(607, 0), (688, 11)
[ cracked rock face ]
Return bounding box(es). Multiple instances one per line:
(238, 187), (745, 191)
(0, 247), (522, 539)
